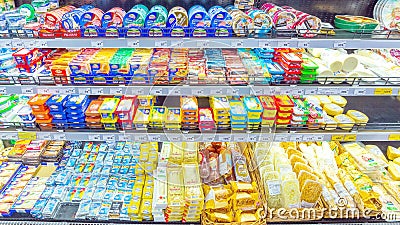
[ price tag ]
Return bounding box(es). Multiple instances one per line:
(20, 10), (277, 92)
(374, 88), (393, 95)
(333, 41), (346, 48)
(302, 135), (315, 142)
(128, 40), (140, 47)
(192, 89), (205, 95)
(1, 40), (12, 48)
(259, 135), (272, 142)
(354, 88), (367, 95)
(291, 89), (305, 95)
(278, 41), (290, 48)
(318, 88), (338, 95)
(171, 40), (184, 47)
(155, 41), (168, 47)
(62, 88), (76, 94)
(91, 87), (104, 95)
(149, 135), (161, 142)
(259, 41), (271, 48)
(78, 88), (91, 95)
(197, 41), (209, 47)
(135, 135), (147, 142)
(253, 88), (264, 95)
(275, 134), (288, 142)
(305, 88), (317, 95)
(37, 40), (48, 48)
(231, 40), (244, 47)
(110, 88), (123, 95)
(315, 135), (325, 141)
(25, 40), (36, 48)
(169, 136), (182, 142)
(91, 41), (104, 47)
(290, 134), (303, 142)
(21, 87), (34, 94)
(53, 133), (66, 140)
(38, 133), (52, 140)
(203, 135), (215, 142)
(0, 133), (17, 139)
(184, 135), (195, 142)
(18, 132), (37, 140)
(0, 87), (7, 94)
(339, 88), (350, 95)
(297, 41), (310, 48)
(88, 134), (101, 141)
(248, 135), (258, 142)
(227, 88), (239, 96)
(331, 134), (344, 141)
(344, 134), (357, 142)
(37, 88), (50, 94)
(210, 89), (223, 95)
(171, 89), (181, 95)
(103, 134), (116, 142)
(234, 136), (246, 142)
(219, 135), (232, 142)
(388, 134), (400, 141)
(118, 135), (130, 141)
(133, 88), (144, 95)
(151, 88), (164, 95)
(12, 40), (24, 48)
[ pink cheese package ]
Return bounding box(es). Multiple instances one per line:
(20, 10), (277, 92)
(39, 6), (76, 37)
(80, 8), (105, 37)
(199, 108), (216, 132)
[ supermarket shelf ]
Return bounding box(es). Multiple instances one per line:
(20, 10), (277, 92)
(2, 130), (400, 142)
(2, 37), (400, 49)
(3, 85), (400, 96)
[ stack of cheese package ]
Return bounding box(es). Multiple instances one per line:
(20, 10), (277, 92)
(153, 142), (204, 223)
(254, 142), (323, 210)
(305, 95), (369, 131)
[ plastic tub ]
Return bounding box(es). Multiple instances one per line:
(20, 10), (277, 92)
(133, 107), (150, 130)
(65, 95), (89, 110)
(243, 96), (263, 120)
(46, 95), (69, 112)
(86, 116), (102, 124)
(36, 118), (53, 130)
(137, 95), (153, 107)
(101, 117), (118, 130)
(115, 99), (136, 121)
(99, 98), (120, 120)
(17, 105), (35, 121)
(229, 100), (247, 121)
(49, 111), (67, 120)
(52, 119), (68, 129)
(0, 95), (12, 111)
(273, 95), (294, 112)
(22, 118), (36, 129)
(119, 119), (134, 130)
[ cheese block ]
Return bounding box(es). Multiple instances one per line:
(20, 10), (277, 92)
(322, 114), (338, 130)
(328, 95), (347, 107)
(387, 146), (400, 161)
(341, 54), (359, 72)
(346, 110), (369, 125)
(323, 103), (344, 116)
(393, 158), (400, 166)
(388, 161), (400, 181)
(282, 179), (301, 208)
(334, 114), (355, 130)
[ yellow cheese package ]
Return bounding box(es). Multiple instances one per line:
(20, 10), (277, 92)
(387, 146), (400, 160)
(230, 181), (257, 193)
(323, 103), (344, 116)
(204, 185), (231, 212)
(293, 162), (314, 176)
(290, 155), (308, 166)
(286, 148), (303, 158)
(282, 179), (301, 208)
(388, 161), (400, 181)
(232, 192), (258, 208)
(322, 114), (338, 130)
(169, 143), (184, 165)
(185, 185), (204, 205)
(346, 110), (369, 125)
(334, 114), (355, 130)
(184, 142), (198, 163)
(259, 165), (274, 176)
(316, 95), (331, 106)
(281, 171), (297, 181)
(298, 170), (319, 190)
(235, 209), (263, 223)
(207, 211), (234, 223)
(328, 95), (347, 107)
(265, 179), (282, 208)
(300, 180), (323, 207)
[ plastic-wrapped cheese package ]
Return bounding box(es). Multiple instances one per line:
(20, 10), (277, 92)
(300, 180), (322, 208)
(281, 179), (301, 208)
(323, 103), (343, 116)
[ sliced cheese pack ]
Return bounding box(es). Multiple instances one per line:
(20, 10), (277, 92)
(387, 146), (400, 161)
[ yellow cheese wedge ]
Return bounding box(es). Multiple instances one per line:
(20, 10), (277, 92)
(334, 114), (355, 130)
(328, 95), (347, 107)
(324, 103), (344, 116)
(387, 146), (400, 161)
(388, 161), (400, 181)
(393, 158), (400, 166)
(346, 110), (369, 125)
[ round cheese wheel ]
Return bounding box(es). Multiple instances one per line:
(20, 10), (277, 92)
(346, 110), (369, 125)
(329, 95), (347, 107)
(323, 103), (344, 116)
(334, 114), (355, 130)
(342, 54), (359, 72)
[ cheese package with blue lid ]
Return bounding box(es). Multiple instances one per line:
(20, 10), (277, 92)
(66, 95), (89, 110)
(46, 95), (69, 112)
